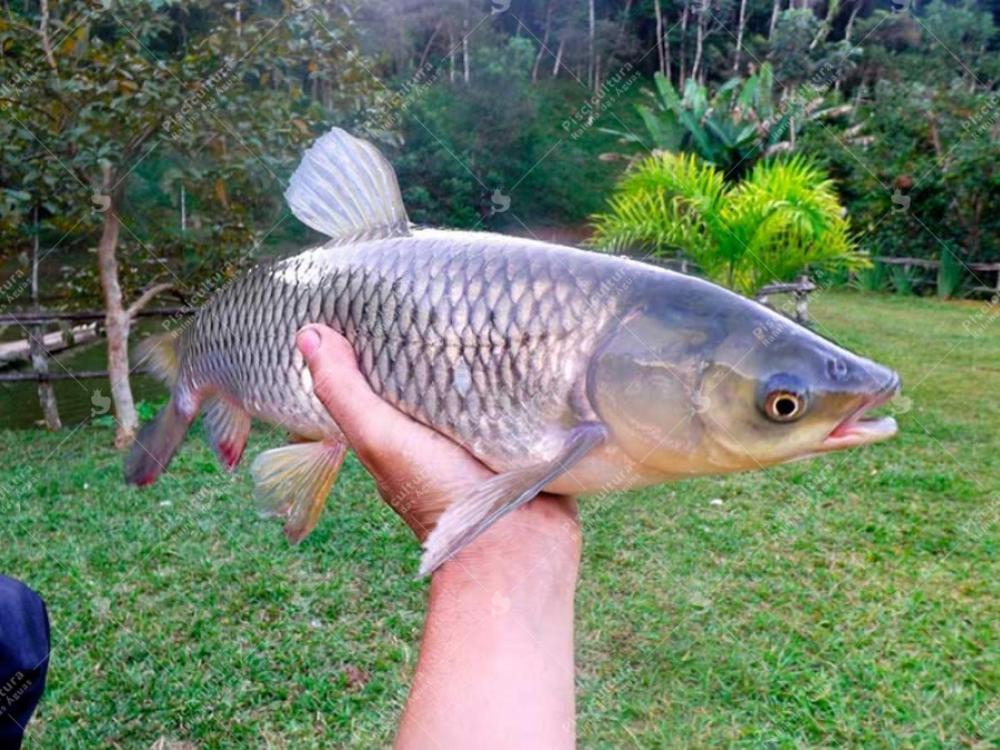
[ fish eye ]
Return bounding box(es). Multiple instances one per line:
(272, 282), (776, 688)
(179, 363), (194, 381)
(763, 390), (805, 422)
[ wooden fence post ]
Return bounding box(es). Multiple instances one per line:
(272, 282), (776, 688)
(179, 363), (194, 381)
(29, 205), (61, 429)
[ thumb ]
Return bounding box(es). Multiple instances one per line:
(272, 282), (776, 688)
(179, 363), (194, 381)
(295, 324), (403, 452)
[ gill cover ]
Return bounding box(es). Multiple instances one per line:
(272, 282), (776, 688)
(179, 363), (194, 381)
(589, 273), (900, 474)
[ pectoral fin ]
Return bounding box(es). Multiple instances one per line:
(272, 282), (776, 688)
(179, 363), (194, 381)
(418, 423), (607, 576)
(251, 440), (347, 544)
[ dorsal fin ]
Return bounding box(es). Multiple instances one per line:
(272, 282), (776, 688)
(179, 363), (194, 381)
(284, 128), (410, 244)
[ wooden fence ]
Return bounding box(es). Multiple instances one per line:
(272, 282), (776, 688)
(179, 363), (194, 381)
(874, 257), (1000, 296)
(0, 307), (195, 427)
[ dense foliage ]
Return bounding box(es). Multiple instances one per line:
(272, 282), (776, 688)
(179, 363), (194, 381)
(823, 7), (1000, 268)
(0, 1), (375, 302)
(604, 64), (861, 180)
(2, 0), (997, 300)
(355, 0), (998, 293)
(384, 37), (623, 230)
(590, 152), (863, 293)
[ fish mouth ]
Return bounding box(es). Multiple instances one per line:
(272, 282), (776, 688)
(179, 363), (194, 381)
(821, 373), (901, 450)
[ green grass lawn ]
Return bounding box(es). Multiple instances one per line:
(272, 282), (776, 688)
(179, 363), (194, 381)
(1, 291), (997, 749)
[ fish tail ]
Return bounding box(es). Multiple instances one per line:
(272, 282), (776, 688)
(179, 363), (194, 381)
(124, 396), (195, 486)
(135, 330), (180, 386)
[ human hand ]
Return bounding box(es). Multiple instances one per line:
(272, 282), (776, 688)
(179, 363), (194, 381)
(295, 324), (580, 572)
(297, 324), (580, 748)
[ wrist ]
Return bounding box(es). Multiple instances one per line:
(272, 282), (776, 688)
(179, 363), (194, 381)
(429, 494), (581, 616)
(401, 495), (580, 750)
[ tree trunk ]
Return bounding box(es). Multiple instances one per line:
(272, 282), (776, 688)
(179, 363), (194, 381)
(462, 17), (470, 84)
(38, 0), (57, 71)
(619, 0), (634, 38)
(810, 0), (840, 49)
(654, 0), (666, 77)
(733, 0), (748, 72)
(587, 0), (596, 90)
(448, 30), (456, 82)
(532, 1), (553, 82)
(692, 0), (707, 84)
(679, 3), (689, 82)
(29, 206), (60, 430)
(664, 9), (672, 84)
(552, 37), (565, 77)
(844, 0), (861, 43)
(589, 54), (601, 125)
(769, 0), (782, 39)
(97, 198), (138, 448)
(418, 22), (441, 71)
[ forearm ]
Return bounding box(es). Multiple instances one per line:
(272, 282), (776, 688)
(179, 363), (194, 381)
(396, 498), (580, 750)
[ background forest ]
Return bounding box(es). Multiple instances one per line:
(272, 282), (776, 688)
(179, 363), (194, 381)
(3, 0), (998, 304)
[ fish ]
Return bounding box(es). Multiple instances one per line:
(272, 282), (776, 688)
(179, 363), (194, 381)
(125, 127), (901, 575)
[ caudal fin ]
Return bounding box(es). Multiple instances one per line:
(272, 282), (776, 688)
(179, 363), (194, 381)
(124, 398), (193, 486)
(135, 330), (181, 385)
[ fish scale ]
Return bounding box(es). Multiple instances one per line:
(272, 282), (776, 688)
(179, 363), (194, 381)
(178, 232), (639, 467)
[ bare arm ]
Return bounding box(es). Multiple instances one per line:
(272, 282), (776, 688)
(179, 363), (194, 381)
(297, 325), (579, 749)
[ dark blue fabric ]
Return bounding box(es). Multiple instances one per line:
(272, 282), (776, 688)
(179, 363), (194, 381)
(0, 576), (49, 750)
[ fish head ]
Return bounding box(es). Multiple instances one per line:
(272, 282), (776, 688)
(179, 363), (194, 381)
(589, 277), (901, 477)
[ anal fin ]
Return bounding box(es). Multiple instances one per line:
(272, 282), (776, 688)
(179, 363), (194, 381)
(203, 395), (251, 471)
(251, 440), (347, 544)
(418, 423), (607, 577)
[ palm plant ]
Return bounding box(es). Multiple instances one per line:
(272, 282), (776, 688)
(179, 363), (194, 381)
(604, 64), (861, 180)
(588, 152), (868, 295)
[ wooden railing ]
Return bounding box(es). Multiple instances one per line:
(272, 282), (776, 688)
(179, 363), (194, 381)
(874, 257), (1000, 296)
(755, 276), (817, 323)
(0, 307), (196, 428)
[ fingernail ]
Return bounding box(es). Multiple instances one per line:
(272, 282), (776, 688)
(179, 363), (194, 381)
(297, 327), (321, 358)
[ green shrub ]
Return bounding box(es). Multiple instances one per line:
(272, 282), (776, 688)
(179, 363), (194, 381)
(588, 152), (867, 295)
(852, 262), (888, 293)
(889, 265), (920, 296)
(604, 64), (861, 181)
(937, 248), (966, 299)
(389, 38), (625, 230)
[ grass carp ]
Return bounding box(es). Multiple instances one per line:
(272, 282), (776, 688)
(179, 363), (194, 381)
(125, 128), (901, 574)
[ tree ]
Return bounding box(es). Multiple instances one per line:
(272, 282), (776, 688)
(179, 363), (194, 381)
(0, 1), (375, 446)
